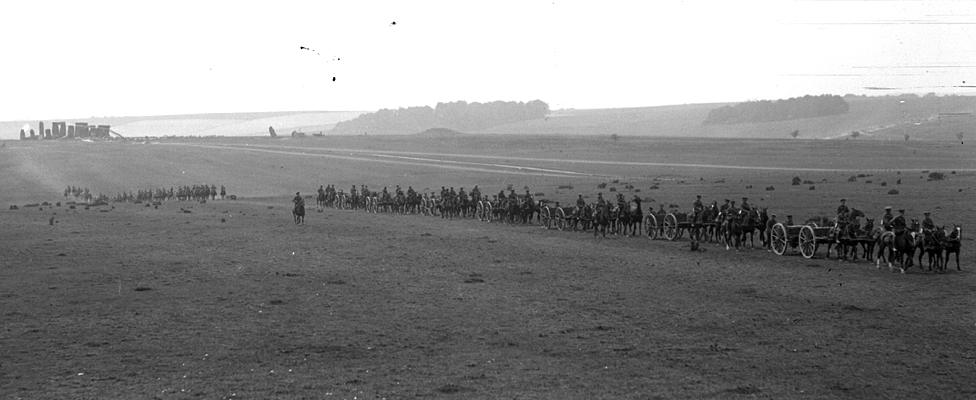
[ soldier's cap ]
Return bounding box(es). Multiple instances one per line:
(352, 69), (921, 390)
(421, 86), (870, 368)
(742, 197), (748, 200)
(771, 213), (777, 217)
(697, 195), (701, 198)
(787, 215), (793, 218)
(841, 198), (847, 202)
(885, 206), (892, 210)
(924, 211), (930, 215)
(899, 209), (906, 212)
(295, 192), (300, 195)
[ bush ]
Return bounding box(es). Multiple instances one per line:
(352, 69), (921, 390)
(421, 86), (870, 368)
(880, 181), (887, 186)
(597, 182), (607, 189)
(611, 179), (620, 184)
(648, 185), (659, 190)
(609, 187), (617, 192)
(888, 189), (900, 195)
(802, 180), (814, 185)
(928, 172), (946, 181)
(557, 185), (573, 190)
(534, 192), (545, 197)
(847, 175), (857, 182)
(765, 186), (775, 191)
(634, 189), (641, 192)
(809, 185), (816, 190)
(865, 180), (872, 184)
(792, 176), (802, 185)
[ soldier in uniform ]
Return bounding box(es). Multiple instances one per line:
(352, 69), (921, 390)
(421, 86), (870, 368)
(880, 206), (893, 230)
(837, 198), (850, 223)
(471, 185), (481, 202)
(293, 191), (304, 207)
(740, 197), (751, 212)
(728, 200), (738, 215)
(576, 194), (586, 209)
(719, 199), (730, 214)
(921, 211), (935, 232)
(785, 215), (794, 226)
(693, 195), (704, 214)
(596, 192), (606, 207)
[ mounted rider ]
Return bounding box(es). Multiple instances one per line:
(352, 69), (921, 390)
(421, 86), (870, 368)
(719, 199), (730, 214)
(470, 185), (481, 202)
(921, 211), (935, 235)
(381, 186), (391, 202)
(881, 206), (893, 230)
(836, 198), (850, 224)
(693, 195), (704, 215)
(576, 194), (586, 209)
(293, 191), (304, 207)
(740, 197), (751, 212)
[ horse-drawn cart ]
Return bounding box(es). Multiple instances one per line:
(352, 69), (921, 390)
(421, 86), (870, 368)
(769, 223), (834, 258)
(662, 212), (699, 241)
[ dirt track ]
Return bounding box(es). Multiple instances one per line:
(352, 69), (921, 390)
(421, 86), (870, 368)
(2, 198), (974, 399)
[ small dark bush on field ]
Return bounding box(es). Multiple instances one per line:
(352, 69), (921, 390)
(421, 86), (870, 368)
(714, 178), (725, 184)
(557, 185), (573, 189)
(634, 189), (641, 192)
(865, 180), (872, 184)
(534, 192), (545, 197)
(611, 179), (620, 184)
(809, 185), (816, 190)
(951, 171), (956, 174)
(888, 189), (900, 195)
(597, 182), (607, 189)
(608, 187), (617, 192)
(802, 180), (814, 185)
(880, 181), (887, 186)
(921, 170), (929, 174)
(745, 185), (753, 189)
(927, 172), (945, 181)
(791, 176), (802, 185)
(648, 185), (659, 190)
(847, 175), (857, 182)
(857, 173), (871, 178)
(765, 186), (775, 191)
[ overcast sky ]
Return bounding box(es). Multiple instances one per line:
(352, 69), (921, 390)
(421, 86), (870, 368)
(1, 0), (975, 121)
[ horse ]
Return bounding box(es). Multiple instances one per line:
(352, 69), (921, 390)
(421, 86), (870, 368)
(890, 219), (920, 273)
(756, 208), (769, 248)
(723, 211), (743, 250)
(738, 208), (760, 248)
(293, 201), (305, 225)
(943, 225), (962, 271)
(920, 227), (946, 272)
(626, 198), (643, 236)
(592, 202), (610, 238)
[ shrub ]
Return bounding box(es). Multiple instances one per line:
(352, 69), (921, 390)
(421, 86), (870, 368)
(880, 181), (887, 186)
(534, 192), (545, 197)
(557, 185), (573, 190)
(611, 179), (620, 184)
(809, 185), (816, 190)
(765, 186), (775, 191)
(597, 182), (607, 189)
(847, 175), (857, 182)
(609, 187), (617, 192)
(802, 180), (814, 185)
(865, 180), (872, 184)
(792, 176), (802, 185)
(648, 185), (659, 190)
(927, 172), (946, 181)
(887, 189), (900, 195)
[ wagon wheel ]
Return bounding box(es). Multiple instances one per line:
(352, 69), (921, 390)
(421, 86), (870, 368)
(540, 207), (551, 229)
(799, 225), (817, 259)
(770, 223), (788, 255)
(664, 213), (679, 241)
(476, 202), (485, 221)
(555, 208), (567, 231)
(644, 214), (658, 239)
(484, 203), (492, 222)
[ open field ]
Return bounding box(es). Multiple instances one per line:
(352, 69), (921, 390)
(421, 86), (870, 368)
(2, 136), (975, 399)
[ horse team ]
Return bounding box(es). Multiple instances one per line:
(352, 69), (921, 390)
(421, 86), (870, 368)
(300, 184), (962, 274)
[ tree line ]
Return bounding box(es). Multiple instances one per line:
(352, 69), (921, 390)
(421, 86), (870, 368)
(330, 100), (549, 135)
(704, 95), (849, 125)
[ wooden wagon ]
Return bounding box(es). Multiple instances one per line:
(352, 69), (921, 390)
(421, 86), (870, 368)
(661, 212), (704, 241)
(769, 222), (835, 258)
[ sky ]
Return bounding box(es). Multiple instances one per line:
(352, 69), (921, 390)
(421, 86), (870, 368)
(1, 0), (976, 121)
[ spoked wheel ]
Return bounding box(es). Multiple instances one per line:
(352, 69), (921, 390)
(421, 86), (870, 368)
(484, 203), (492, 222)
(771, 223), (788, 255)
(664, 213), (679, 241)
(799, 225), (817, 259)
(476, 202), (485, 221)
(540, 207), (552, 229)
(555, 208), (567, 231)
(644, 214), (658, 239)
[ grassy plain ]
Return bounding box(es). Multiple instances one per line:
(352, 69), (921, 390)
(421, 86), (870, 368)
(1, 135), (974, 399)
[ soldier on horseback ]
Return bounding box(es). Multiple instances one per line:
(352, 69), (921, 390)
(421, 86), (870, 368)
(921, 211), (935, 232)
(720, 199), (730, 214)
(471, 185), (481, 203)
(740, 197), (751, 212)
(576, 194), (586, 209)
(837, 198), (850, 224)
(881, 206), (894, 230)
(693, 195), (704, 214)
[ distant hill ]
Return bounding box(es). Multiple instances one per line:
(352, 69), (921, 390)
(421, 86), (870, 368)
(0, 111), (365, 140)
(703, 95), (849, 124)
(477, 94), (976, 140)
(330, 100), (549, 135)
(415, 128), (464, 137)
